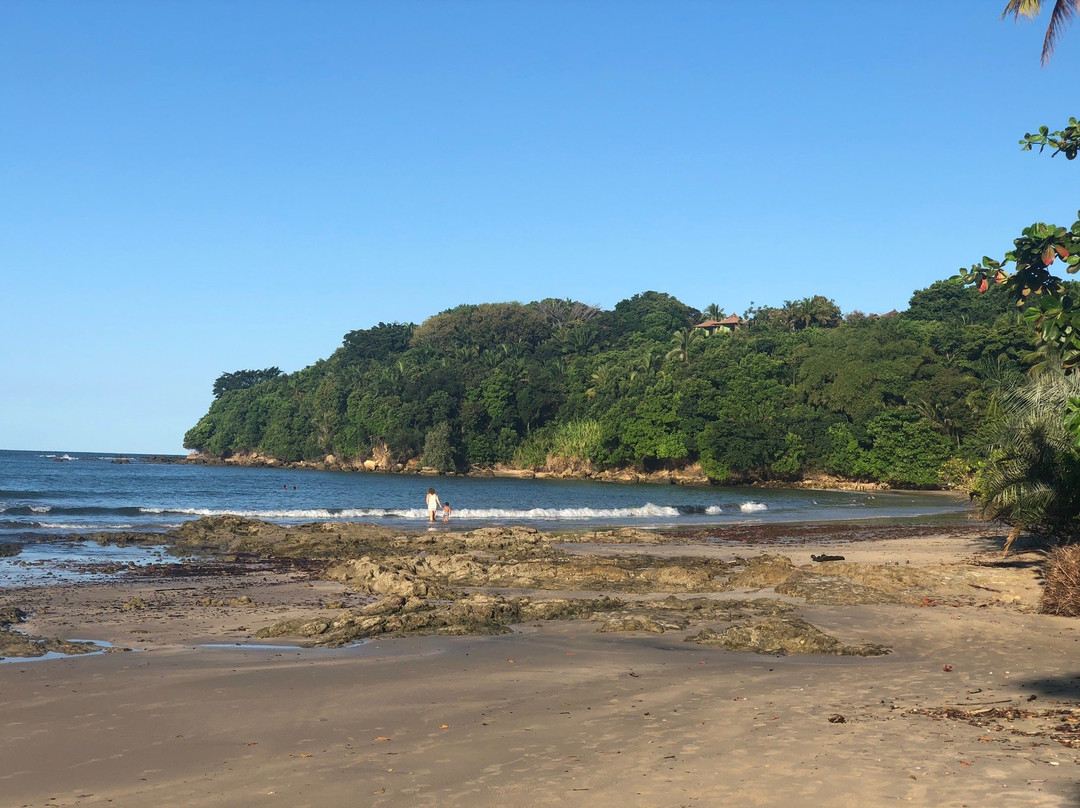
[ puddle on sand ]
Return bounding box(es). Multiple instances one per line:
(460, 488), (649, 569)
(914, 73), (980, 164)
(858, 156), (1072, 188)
(0, 639), (122, 664)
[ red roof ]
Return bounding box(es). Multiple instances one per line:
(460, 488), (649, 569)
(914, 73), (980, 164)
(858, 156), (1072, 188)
(696, 315), (741, 329)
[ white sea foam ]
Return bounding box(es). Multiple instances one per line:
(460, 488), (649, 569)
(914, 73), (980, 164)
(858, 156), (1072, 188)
(705, 505), (723, 515)
(36, 523), (138, 530)
(30, 505), (51, 514)
(740, 501), (768, 512)
(145, 504), (683, 521)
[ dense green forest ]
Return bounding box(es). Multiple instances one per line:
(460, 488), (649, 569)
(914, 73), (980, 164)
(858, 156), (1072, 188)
(183, 280), (1042, 488)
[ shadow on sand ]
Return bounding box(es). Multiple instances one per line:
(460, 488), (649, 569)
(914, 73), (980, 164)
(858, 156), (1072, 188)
(967, 528), (1051, 569)
(1016, 671), (1080, 702)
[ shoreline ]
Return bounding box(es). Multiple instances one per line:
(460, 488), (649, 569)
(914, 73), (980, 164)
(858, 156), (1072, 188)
(3, 520), (1076, 807)
(153, 452), (904, 492)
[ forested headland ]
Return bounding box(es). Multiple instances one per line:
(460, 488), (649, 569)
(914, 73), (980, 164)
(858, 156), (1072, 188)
(181, 279), (1050, 490)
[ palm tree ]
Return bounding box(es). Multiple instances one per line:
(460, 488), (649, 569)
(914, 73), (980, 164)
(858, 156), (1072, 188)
(1023, 339), (1070, 379)
(912, 398), (963, 448)
(640, 349), (663, 377)
(665, 327), (703, 364)
(1003, 0), (1079, 64)
(977, 369), (1080, 553)
(702, 303), (723, 321)
(626, 352), (662, 388)
(455, 345), (480, 362)
(546, 357), (569, 378)
(374, 361), (406, 396)
(784, 295), (843, 332)
(970, 355), (1025, 422)
(587, 364), (616, 399)
(557, 322), (598, 356)
(482, 344), (516, 369)
(536, 298), (601, 328)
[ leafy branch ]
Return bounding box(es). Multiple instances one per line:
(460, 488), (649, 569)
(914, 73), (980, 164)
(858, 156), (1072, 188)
(958, 121), (1080, 370)
(1020, 118), (1080, 158)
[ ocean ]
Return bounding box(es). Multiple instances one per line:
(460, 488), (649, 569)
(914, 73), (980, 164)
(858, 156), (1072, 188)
(0, 448), (977, 588)
(0, 448), (975, 541)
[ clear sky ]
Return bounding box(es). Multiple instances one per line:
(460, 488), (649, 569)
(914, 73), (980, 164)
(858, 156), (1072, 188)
(2, 1), (1078, 454)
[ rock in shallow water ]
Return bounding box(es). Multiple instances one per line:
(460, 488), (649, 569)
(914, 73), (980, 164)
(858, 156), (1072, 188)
(0, 628), (101, 659)
(0, 606), (103, 659)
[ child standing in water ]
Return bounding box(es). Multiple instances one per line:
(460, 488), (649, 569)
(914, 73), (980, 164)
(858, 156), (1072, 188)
(442, 501), (452, 521)
(426, 488), (441, 522)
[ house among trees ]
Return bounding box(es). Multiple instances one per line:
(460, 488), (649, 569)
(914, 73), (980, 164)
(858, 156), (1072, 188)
(695, 314), (741, 335)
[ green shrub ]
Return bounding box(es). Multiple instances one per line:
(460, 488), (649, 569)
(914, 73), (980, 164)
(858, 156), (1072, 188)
(422, 422), (456, 472)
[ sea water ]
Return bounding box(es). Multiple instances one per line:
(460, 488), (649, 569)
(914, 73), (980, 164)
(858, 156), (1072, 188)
(0, 448), (975, 587)
(0, 448), (973, 543)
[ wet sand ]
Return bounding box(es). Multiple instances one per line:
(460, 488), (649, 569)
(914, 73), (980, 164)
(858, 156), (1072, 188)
(2, 523), (1079, 807)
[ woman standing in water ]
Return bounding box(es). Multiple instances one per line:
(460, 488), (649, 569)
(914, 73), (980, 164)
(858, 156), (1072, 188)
(425, 487), (441, 523)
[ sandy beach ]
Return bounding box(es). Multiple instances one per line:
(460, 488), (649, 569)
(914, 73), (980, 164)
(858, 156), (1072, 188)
(2, 521), (1078, 808)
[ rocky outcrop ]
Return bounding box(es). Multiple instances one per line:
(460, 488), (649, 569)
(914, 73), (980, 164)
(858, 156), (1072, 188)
(562, 528), (665, 544)
(723, 554), (798, 588)
(166, 515), (405, 558)
(169, 454), (715, 487)
(324, 557), (433, 598)
(255, 593), (626, 646)
(756, 473), (890, 492)
(687, 616), (890, 657)
(169, 449), (931, 491)
(72, 516), (1022, 650)
(594, 615), (684, 633)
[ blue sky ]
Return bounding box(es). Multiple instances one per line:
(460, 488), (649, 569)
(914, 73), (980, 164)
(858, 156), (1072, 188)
(2, 1), (1078, 454)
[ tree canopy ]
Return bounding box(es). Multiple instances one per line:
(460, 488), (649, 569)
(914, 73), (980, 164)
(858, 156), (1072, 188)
(184, 284), (1036, 489)
(212, 367), (283, 399)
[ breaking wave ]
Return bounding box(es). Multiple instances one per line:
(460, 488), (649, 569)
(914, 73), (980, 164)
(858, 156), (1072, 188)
(144, 504), (686, 521)
(0, 504), (54, 515)
(135, 501), (767, 521)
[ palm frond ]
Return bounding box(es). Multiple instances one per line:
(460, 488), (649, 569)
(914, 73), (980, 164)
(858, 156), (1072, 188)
(977, 368), (1080, 539)
(1002, 0), (1046, 19)
(1002, 0), (1080, 64)
(1042, 0), (1079, 63)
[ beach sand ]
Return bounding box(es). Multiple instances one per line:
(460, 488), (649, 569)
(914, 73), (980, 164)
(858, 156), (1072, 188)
(2, 525), (1078, 807)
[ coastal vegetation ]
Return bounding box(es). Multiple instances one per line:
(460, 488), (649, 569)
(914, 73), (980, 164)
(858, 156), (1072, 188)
(958, 115), (1080, 547)
(184, 282), (1041, 490)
